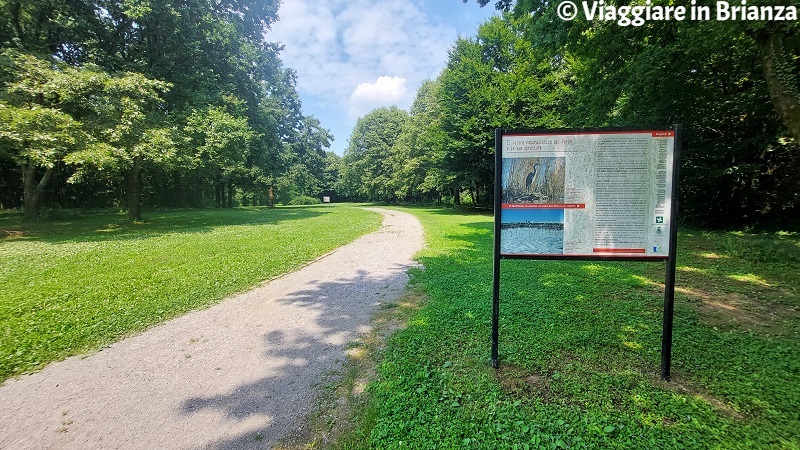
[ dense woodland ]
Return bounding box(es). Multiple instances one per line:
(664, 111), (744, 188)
(2, 0), (799, 227)
(0, 0), (336, 221)
(341, 0), (800, 227)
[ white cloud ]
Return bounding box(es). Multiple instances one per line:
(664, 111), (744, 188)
(268, 0), (454, 108)
(266, 0), (494, 151)
(348, 76), (409, 118)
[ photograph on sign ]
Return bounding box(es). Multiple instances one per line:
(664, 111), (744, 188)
(501, 208), (564, 255)
(499, 130), (674, 258)
(502, 157), (566, 205)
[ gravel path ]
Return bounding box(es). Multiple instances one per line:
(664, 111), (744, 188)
(0, 208), (424, 450)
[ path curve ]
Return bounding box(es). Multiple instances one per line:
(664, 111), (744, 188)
(0, 207), (424, 450)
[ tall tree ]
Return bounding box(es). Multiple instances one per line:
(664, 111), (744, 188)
(340, 107), (409, 202)
(0, 51), (84, 220)
(64, 70), (176, 221)
(464, 0), (800, 223)
(0, 0), (100, 62)
(390, 80), (445, 202)
(436, 15), (569, 206)
(185, 102), (253, 208)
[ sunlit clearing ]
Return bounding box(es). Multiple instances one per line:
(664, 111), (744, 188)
(631, 275), (655, 286)
(698, 252), (729, 259)
(728, 273), (771, 287)
(582, 264), (603, 276)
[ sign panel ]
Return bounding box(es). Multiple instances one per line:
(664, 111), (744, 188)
(500, 130), (675, 259)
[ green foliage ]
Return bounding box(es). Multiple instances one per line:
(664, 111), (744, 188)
(0, 0), (332, 214)
(340, 106), (409, 202)
(502, 0), (800, 224)
(0, 50), (89, 218)
(343, 4), (798, 223)
(342, 14), (573, 208)
(390, 80), (448, 202)
(0, 103), (81, 167)
(356, 207), (800, 448)
(434, 15), (571, 206)
(63, 69), (175, 171)
(0, 206), (381, 380)
(185, 104), (253, 174)
(287, 195), (322, 206)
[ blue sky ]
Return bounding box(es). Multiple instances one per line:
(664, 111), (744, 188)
(502, 208), (565, 224)
(266, 0), (497, 155)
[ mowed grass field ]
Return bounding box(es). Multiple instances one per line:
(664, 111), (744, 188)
(355, 208), (799, 449)
(0, 206), (381, 381)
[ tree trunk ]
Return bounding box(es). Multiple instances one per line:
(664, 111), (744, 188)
(755, 27), (800, 143)
(227, 181), (233, 208)
(127, 156), (143, 221)
(196, 172), (203, 207)
(173, 171), (182, 207)
(214, 174), (222, 208)
(268, 185), (275, 209)
(454, 187), (461, 206)
(21, 160), (53, 222)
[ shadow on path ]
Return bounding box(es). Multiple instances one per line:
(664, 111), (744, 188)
(180, 266), (412, 449)
(0, 207), (423, 450)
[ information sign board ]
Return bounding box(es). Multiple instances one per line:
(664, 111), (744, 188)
(500, 130), (675, 259)
(492, 127), (682, 380)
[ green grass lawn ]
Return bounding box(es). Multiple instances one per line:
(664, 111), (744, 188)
(358, 207), (799, 449)
(0, 206), (381, 381)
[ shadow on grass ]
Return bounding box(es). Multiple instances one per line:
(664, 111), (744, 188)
(177, 262), (415, 449)
(367, 209), (799, 448)
(0, 206), (329, 244)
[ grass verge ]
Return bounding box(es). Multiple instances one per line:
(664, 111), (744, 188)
(0, 205), (381, 381)
(345, 207), (799, 449)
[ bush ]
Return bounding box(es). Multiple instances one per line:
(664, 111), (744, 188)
(286, 195), (321, 206)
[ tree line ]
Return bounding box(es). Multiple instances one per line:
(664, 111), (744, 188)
(340, 1), (799, 226)
(0, 0), (337, 221)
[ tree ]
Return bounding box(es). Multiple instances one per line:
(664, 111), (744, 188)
(0, 51), (84, 220)
(435, 15), (569, 206)
(0, 0), (332, 216)
(752, 21), (800, 143)
(275, 115), (333, 203)
(64, 70), (176, 221)
(464, 0), (800, 223)
(390, 80), (446, 202)
(185, 102), (253, 208)
(0, 105), (81, 220)
(0, 0), (100, 63)
(341, 107), (409, 202)
(322, 151), (342, 199)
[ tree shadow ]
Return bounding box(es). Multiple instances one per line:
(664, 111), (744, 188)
(178, 266), (414, 449)
(0, 206), (329, 244)
(395, 209), (800, 447)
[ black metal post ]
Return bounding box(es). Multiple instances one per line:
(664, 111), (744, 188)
(660, 124), (682, 381)
(491, 128), (503, 369)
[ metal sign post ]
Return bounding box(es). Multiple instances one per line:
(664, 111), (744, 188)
(660, 124), (681, 381)
(491, 126), (681, 380)
(491, 128), (503, 369)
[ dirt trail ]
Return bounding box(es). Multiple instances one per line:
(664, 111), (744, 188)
(0, 207), (424, 450)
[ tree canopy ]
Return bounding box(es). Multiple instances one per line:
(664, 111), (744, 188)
(342, 5), (798, 225)
(0, 0), (334, 218)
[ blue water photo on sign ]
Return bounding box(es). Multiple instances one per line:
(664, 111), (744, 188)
(500, 208), (564, 255)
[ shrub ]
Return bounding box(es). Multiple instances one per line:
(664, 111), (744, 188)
(286, 195), (321, 205)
